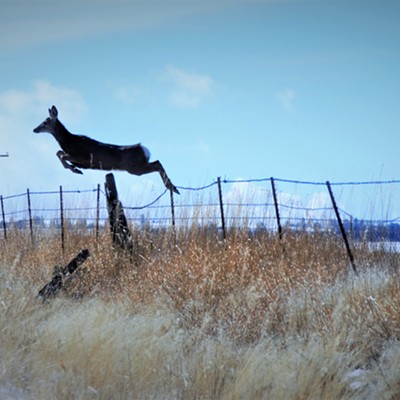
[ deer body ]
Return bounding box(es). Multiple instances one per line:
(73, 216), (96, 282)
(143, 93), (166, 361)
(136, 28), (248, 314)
(33, 106), (179, 194)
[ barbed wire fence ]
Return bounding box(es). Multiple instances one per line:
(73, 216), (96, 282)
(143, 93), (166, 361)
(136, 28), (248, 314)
(1, 177), (400, 256)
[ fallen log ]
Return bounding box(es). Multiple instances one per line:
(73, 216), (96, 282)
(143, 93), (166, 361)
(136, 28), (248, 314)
(38, 249), (90, 300)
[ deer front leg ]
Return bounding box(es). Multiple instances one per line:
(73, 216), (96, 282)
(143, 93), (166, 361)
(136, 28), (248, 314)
(56, 150), (83, 175)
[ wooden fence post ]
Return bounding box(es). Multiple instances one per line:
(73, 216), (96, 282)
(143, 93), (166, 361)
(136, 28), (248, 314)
(104, 173), (133, 255)
(217, 177), (226, 240)
(38, 249), (90, 300)
(270, 177), (283, 241)
(326, 181), (358, 276)
(0, 195), (7, 240)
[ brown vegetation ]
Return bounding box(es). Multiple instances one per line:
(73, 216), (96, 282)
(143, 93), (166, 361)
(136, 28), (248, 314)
(1, 225), (400, 399)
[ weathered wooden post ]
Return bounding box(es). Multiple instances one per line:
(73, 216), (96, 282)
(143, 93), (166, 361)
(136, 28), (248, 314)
(38, 249), (90, 300)
(104, 173), (133, 255)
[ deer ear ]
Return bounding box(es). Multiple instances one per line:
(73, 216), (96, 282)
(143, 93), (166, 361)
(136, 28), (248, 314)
(49, 106), (58, 119)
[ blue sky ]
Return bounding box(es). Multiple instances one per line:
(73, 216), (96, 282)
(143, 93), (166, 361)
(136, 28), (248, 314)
(0, 0), (399, 219)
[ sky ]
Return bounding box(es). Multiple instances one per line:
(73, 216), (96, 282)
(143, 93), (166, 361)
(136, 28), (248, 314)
(0, 0), (399, 220)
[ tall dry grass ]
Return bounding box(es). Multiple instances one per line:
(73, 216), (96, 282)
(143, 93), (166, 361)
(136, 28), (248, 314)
(1, 225), (400, 399)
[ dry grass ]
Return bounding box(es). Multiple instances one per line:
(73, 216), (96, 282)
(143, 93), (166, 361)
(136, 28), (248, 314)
(1, 225), (400, 399)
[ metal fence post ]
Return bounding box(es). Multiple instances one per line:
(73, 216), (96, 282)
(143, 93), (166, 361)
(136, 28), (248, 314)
(170, 188), (177, 245)
(270, 177), (283, 241)
(170, 189), (176, 228)
(96, 183), (100, 240)
(217, 177), (226, 240)
(27, 189), (34, 245)
(59, 185), (65, 256)
(326, 181), (358, 276)
(1, 195), (7, 240)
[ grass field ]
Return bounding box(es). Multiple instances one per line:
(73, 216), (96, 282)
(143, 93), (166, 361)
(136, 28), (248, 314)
(1, 225), (400, 399)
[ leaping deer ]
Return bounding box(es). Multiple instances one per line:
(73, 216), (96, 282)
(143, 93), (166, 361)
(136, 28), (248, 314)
(33, 106), (179, 194)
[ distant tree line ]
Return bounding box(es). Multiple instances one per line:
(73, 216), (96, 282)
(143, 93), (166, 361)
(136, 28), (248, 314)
(3, 215), (400, 242)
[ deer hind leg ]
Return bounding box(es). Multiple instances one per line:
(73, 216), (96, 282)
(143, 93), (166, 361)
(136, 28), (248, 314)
(56, 150), (83, 175)
(151, 161), (180, 194)
(133, 160), (179, 194)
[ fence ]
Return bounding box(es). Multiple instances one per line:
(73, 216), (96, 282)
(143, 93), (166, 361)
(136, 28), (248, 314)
(1, 177), (400, 251)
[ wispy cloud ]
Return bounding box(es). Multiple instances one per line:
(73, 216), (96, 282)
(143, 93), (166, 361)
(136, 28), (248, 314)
(307, 192), (332, 217)
(0, 80), (87, 122)
(277, 89), (296, 112)
(0, 81), (87, 194)
(163, 65), (214, 108)
(109, 83), (144, 104)
(0, 1), (225, 52)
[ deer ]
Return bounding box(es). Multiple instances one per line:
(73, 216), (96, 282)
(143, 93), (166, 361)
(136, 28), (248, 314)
(33, 106), (179, 194)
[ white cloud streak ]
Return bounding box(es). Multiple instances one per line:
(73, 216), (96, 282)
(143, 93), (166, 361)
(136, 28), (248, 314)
(277, 88), (296, 112)
(163, 65), (214, 108)
(0, 1), (226, 52)
(110, 83), (144, 104)
(0, 81), (87, 194)
(0, 81), (87, 122)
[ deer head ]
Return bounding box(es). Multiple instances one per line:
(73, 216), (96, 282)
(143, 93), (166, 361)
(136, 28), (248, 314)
(33, 106), (59, 134)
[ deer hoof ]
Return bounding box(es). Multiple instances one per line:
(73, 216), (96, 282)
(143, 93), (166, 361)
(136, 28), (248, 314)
(169, 184), (180, 195)
(71, 167), (83, 175)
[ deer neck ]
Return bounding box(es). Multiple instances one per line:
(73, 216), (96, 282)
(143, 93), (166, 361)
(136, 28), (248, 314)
(52, 121), (74, 148)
